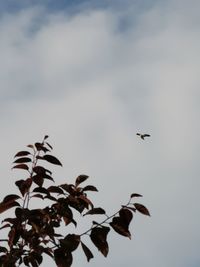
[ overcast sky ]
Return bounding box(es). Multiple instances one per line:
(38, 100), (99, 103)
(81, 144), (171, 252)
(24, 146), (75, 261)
(0, 0), (200, 266)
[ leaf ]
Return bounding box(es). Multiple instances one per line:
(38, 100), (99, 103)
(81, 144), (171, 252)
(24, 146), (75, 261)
(0, 223), (11, 230)
(84, 207), (106, 216)
(33, 187), (50, 195)
(13, 157), (31, 164)
(131, 193), (143, 198)
(75, 175), (89, 187)
(110, 209), (133, 239)
(47, 186), (64, 195)
(45, 142), (53, 150)
(78, 195), (94, 209)
(0, 246), (8, 253)
(54, 248), (73, 267)
(35, 142), (49, 152)
(90, 226), (110, 257)
(43, 155), (62, 166)
(15, 178), (32, 197)
(0, 201), (20, 214)
(44, 135), (49, 140)
(110, 217), (131, 239)
(12, 164), (29, 170)
(119, 208), (133, 225)
(81, 242), (94, 262)
(32, 175), (44, 187)
(31, 194), (44, 200)
(82, 185), (98, 192)
(3, 194), (20, 204)
(60, 234), (80, 252)
(14, 151), (31, 157)
(134, 203), (150, 216)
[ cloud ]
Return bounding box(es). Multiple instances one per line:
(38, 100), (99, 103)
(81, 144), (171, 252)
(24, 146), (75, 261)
(0, 1), (200, 267)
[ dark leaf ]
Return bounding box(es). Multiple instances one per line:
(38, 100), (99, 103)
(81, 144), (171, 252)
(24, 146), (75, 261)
(12, 164), (29, 170)
(75, 175), (89, 187)
(30, 252), (43, 265)
(78, 195), (93, 209)
(134, 203), (150, 216)
(32, 175), (44, 187)
(31, 194), (44, 200)
(43, 155), (62, 166)
(0, 247), (8, 253)
(3, 194), (20, 204)
(110, 209), (133, 239)
(54, 248), (72, 267)
(0, 201), (20, 214)
(90, 226), (110, 257)
(0, 223), (11, 230)
(81, 242), (94, 262)
(84, 207), (106, 216)
(110, 216), (131, 239)
(15, 178), (32, 196)
(45, 142), (53, 150)
(131, 193), (143, 198)
(33, 166), (46, 175)
(60, 234), (80, 252)
(13, 157), (31, 164)
(47, 186), (64, 195)
(119, 208), (133, 225)
(35, 142), (49, 152)
(14, 151), (31, 157)
(82, 185), (98, 192)
(33, 187), (49, 195)
(27, 144), (34, 149)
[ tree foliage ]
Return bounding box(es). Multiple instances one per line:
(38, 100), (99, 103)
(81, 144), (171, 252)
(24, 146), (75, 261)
(0, 136), (150, 267)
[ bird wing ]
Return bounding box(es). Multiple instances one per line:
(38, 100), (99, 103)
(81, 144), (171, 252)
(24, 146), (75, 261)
(143, 134), (150, 137)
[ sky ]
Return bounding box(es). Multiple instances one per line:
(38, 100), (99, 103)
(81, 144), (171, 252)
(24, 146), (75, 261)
(0, 0), (200, 266)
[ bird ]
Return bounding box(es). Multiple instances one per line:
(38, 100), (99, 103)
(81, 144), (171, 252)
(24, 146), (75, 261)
(136, 133), (151, 140)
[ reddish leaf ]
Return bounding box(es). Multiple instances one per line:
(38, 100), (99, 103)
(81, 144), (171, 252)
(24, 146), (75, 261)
(75, 175), (89, 187)
(131, 193), (143, 198)
(90, 226), (110, 257)
(134, 203), (150, 216)
(84, 207), (105, 216)
(82, 185), (98, 192)
(14, 151), (31, 157)
(81, 242), (94, 262)
(12, 164), (29, 170)
(13, 157), (31, 164)
(43, 155), (62, 166)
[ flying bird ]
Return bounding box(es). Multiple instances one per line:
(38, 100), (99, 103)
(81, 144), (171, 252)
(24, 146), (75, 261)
(136, 133), (151, 140)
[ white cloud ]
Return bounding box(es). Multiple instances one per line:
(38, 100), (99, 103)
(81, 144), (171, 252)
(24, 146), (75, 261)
(0, 1), (200, 267)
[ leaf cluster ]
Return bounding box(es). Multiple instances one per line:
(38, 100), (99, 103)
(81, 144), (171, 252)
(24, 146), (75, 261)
(0, 136), (150, 267)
